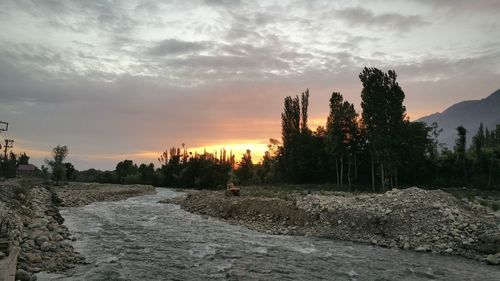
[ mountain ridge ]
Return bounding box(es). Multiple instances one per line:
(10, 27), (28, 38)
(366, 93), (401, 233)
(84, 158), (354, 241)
(417, 89), (500, 148)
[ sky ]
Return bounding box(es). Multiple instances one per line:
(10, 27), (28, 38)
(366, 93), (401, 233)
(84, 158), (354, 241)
(0, 0), (499, 170)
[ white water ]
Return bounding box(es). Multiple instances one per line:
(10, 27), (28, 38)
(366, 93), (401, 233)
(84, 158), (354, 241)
(39, 188), (500, 280)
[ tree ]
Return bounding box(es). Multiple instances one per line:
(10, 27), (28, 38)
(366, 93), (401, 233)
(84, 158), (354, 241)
(64, 162), (76, 181)
(46, 145), (69, 185)
(301, 89), (310, 134)
(281, 95), (301, 181)
(325, 92), (360, 189)
(4, 152), (17, 178)
(18, 153), (30, 165)
(138, 163), (155, 184)
(236, 149), (254, 184)
(472, 123), (485, 156)
(360, 67), (407, 191)
(40, 165), (49, 181)
(454, 126), (468, 183)
(115, 160), (138, 184)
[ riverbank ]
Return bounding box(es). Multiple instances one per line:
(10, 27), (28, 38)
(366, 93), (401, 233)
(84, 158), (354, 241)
(178, 186), (500, 264)
(0, 179), (155, 281)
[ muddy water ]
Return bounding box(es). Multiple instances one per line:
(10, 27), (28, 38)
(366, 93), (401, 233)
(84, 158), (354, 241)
(38, 188), (499, 280)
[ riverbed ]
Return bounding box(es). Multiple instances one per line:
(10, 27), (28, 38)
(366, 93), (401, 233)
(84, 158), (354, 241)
(38, 188), (500, 280)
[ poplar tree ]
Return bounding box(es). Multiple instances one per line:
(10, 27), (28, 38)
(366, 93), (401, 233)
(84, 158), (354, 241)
(360, 67), (407, 191)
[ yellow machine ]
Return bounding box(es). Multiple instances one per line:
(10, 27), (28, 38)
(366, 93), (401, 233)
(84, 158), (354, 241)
(227, 182), (240, 196)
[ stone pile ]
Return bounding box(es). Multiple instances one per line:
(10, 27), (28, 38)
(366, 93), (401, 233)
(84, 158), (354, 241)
(179, 187), (500, 263)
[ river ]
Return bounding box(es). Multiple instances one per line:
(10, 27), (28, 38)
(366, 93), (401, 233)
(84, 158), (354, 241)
(38, 188), (499, 280)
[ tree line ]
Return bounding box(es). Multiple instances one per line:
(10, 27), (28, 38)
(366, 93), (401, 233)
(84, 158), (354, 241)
(18, 67), (499, 190)
(74, 68), (499, 190)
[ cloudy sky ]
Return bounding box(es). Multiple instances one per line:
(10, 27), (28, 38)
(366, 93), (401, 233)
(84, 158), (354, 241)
(1, 0), (499, 170)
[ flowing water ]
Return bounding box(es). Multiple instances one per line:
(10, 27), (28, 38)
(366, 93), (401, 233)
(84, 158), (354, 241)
(39, 188), (499, 280)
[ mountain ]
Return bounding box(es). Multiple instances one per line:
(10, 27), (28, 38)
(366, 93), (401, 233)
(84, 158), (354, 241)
(417, 89), (500, 148)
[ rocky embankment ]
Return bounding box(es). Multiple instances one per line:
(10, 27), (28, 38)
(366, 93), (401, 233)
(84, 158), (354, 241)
(55, 182), (156, 207)
(0, 180), (156, 281)
(179, 187), (500, 264)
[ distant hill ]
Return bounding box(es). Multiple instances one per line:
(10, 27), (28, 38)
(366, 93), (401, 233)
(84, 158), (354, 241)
(417, 89), (500, 148)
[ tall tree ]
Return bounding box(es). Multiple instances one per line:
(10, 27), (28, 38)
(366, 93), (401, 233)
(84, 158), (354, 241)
(326, 92), (359, 189)
(472, 123), (485, 156)
(281, 94), (301, 181)
(360, 67), (407, 191)
(46, 145), (69, 185)
(455, 126), (468, 183)
(301, 89), (310, 134)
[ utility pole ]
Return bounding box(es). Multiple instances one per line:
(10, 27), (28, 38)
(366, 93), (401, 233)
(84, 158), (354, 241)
(3, 139), (14, 162)
(0, 121), (12, 180)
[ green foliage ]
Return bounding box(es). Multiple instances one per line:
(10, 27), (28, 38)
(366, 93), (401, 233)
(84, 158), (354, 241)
(18, 152), (29, 165)
(3, 152), (17, 178)
(360, 67), (407, 190)
(46, 145), (69, 185)
(325, 92), (360, 188)
(64, 162), (76, 181)
(116, 160), (138, 184)
(235, 149), (254, 184)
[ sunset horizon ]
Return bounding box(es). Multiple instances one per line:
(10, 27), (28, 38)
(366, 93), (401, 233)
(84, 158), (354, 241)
(1, 0), (499, 170)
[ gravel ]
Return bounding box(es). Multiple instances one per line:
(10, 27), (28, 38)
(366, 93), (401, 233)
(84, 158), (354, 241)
(179, 187), (500, 263)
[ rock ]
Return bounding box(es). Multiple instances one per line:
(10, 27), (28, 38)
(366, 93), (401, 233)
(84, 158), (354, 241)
(38, 218), (50, 227)
(432, 202), (442, 209)
(415, 246), (429, 252)
(403, 243), (410, 250)
(24, 240), (36, 248)
(35, 235), (49, 246)
(445, 248), (453, 253)
(28, 230), (42, 240)
(30, 274), (38, 281)
(486, 253), (500, 265)
(16, 269), (31, 281)
(40, 241), (55, 252)
(28, 222), (42, 229)
(24, 253), (42, 263)
(0, 251), (5, 259)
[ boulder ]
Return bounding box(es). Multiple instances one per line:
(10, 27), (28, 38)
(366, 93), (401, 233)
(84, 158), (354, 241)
(486, 253), (500, 265)
(27, 231), (42, 240)
(35, 235), (49, 246)
(415, 245), (430, 252)
(24, 252), (42, 263)
(40, 241), (55, 252)
(0, 251), (5, 259)
(16, 269), (31, 281)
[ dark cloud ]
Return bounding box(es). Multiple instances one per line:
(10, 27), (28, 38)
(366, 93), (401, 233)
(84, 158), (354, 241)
(147, 39), (209, 56)
(411, 0), (500, 14)
(203, 0), (242, 7)
(334, 7), (428, 32)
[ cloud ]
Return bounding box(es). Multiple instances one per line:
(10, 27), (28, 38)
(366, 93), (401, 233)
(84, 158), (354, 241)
(410, 0), (500, 14)
(334, 7), (428, 32)
(0, 0), (498, 170)
(147, 39), (209, 56)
